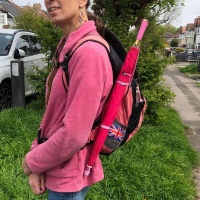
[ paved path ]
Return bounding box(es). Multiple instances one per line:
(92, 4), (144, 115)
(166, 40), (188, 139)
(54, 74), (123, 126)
(164, 62), (200, 198)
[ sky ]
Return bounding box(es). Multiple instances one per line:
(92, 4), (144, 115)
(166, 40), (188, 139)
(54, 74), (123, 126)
(13, 0), (46, 10)
(172, 0), (200, 27)
(13, 0), (200, 28)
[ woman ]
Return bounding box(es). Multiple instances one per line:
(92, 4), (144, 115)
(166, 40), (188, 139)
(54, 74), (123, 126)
(22, 0), (113, 199)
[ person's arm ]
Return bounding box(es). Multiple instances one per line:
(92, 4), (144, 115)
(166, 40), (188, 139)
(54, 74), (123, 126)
(25, 43), (112, 174)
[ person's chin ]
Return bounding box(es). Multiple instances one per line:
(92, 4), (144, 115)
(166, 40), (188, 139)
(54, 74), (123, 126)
(50, 18), (62, 26)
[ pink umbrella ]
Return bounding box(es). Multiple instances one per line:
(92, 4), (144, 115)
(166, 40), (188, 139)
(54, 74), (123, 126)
(85, 19), (149, 176)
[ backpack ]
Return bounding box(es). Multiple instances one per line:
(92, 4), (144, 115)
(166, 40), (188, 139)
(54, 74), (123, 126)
(60, 27), (147, 155)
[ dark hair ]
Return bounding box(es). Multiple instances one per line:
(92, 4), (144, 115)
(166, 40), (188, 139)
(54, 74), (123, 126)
(86, 0), (90, 9)
(86, 1), (105, 37)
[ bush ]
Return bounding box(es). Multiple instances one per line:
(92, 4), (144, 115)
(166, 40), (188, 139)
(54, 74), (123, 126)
(170, 39), (178, 47)
(133, 22), (175, 123)
(175, 48), (185, 53)
(26, 64), (52, 96)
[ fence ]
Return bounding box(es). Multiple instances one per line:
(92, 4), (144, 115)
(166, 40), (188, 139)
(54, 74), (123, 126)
(186, 52), (200, 61)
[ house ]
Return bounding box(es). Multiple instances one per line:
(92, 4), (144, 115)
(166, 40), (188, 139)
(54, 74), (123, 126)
(0, 0), (21, 28)
(194, 16), (200, 49)
(185, 23), (195, 48)
(164, 31), (179, 45)
(0, 1), (47, 29)
(21, 3), (47, 18)
(177, 26), (186, 46)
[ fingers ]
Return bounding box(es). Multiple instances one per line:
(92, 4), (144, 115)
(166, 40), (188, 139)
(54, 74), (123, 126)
(29, 173), (46, 195)
(40, 173), (46, 192)
(22, 158), (32, 176)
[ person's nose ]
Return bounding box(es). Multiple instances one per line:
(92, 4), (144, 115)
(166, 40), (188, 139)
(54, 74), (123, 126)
(44, 0), (53, 3)
(44, 0), (54, 7)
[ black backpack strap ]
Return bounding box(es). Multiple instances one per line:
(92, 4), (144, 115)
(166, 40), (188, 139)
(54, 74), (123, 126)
(61, 51), (71, 90)
(60, 36), (110, 92)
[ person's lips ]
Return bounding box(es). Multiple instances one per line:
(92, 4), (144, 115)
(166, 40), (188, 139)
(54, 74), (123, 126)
(48, 7), (60, 13)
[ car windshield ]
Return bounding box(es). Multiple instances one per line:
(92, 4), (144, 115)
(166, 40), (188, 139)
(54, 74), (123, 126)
(186, 49), (197, 53)
(0, 33), (13, 56)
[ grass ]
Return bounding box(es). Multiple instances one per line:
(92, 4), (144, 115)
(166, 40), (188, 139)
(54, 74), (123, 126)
(0, 99), (199, 200)
(179, 64), (200, 75)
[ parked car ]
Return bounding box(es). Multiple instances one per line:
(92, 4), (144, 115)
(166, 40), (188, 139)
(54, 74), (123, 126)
(175, 49), (199, 62)
(0, 29), (46, 111)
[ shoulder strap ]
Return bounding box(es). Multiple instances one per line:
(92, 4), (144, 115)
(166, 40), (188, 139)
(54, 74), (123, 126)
(61, 35), (110, 90)
(71, 35), (110, 55)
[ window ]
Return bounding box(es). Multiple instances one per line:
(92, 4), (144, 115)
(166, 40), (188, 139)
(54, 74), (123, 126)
(29, 36), (42, 55)
(0, 33), (13, 56)
(0, 12), (2, 23)
(1, 14), (5, 24)
(15, 35), (31, 56)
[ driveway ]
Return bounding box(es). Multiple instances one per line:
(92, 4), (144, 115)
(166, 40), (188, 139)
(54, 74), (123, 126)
(164, 62), (200, 199)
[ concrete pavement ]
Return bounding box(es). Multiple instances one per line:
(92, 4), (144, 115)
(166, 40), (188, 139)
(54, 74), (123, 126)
(164, 62), (200, 152)
(164, 62), (200, 199)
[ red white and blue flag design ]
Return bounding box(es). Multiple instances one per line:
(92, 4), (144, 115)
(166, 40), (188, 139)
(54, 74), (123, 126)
(108, 123), (126, 142)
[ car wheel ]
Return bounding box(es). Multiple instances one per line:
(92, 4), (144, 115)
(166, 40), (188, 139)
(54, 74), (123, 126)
(0, 82), (12, 111)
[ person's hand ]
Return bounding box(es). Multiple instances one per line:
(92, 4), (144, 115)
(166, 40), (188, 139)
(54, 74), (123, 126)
(22, 158), (32, 176)
(29, 173), (46, 195)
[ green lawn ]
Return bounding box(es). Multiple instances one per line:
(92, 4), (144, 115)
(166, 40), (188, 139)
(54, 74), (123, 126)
(179, 64), (200, 75)
(0, 98), (199, 200)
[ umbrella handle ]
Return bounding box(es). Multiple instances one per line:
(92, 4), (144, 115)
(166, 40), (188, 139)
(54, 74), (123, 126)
(84, 165), (92, 176)
(136, 19), (148, 41)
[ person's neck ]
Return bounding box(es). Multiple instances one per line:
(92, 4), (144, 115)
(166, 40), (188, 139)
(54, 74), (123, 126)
(61, 23), (82, 38)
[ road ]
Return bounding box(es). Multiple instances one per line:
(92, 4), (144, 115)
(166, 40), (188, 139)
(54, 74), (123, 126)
(164, 62), (200, 198)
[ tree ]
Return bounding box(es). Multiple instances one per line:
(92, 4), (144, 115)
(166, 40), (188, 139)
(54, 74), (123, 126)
(92, 0), (177, 123)
(159, 24), (179, 34)
(92, 0), (184, 27)
(13, 8), (62, 60)
(158, 0), (184, 25)
(170, 39), (178, 47)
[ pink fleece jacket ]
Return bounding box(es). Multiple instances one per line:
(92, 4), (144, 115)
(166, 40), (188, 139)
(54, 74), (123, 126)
(25, 21), (113, 192)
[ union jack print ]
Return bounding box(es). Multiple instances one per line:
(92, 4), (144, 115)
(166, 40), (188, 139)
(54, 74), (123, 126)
(108, 123), (126, 142)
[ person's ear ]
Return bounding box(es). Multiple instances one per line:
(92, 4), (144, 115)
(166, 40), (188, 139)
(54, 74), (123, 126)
(79, 0), (87, 8)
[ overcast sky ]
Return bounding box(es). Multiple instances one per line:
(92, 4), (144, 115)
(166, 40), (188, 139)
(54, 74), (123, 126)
(13, 0), (200, 28)
(13, 0), (46, 10)
(172, 0), (200, 27)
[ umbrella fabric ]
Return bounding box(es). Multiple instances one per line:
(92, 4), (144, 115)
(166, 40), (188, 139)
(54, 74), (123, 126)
(84, 48), (139, 176)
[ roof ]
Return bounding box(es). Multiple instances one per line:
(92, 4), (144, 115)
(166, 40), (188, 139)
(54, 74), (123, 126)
(194, 17), (200, 26)
(178, 26), (186, 34)
(21, 3), (47, 17)
(0, 5), (6, 12)
(186, 23), (195, 31)
(0, 0), (21, 17)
